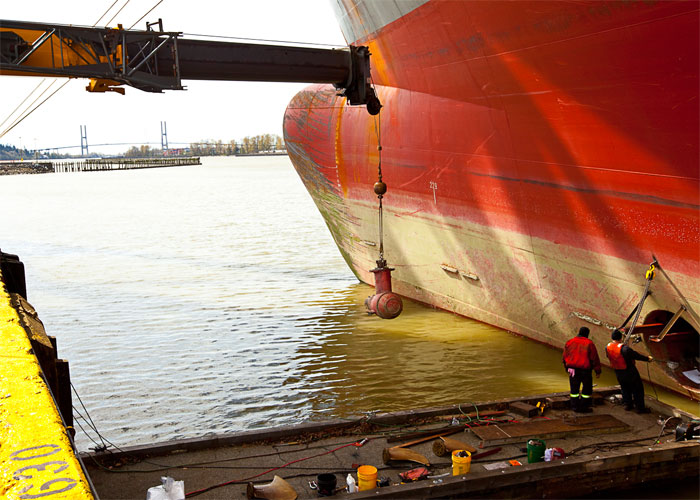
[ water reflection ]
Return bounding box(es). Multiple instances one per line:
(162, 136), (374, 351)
(292, 283), (568, 418)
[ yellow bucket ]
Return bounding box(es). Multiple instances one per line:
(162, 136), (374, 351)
(452, 450), (471, 475)
(357, 465), (377, 491)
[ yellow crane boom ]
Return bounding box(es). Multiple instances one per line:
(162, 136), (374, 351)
(0, 19), (380, 113)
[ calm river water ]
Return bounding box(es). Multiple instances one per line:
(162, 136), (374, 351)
(0, 156), (694, 451)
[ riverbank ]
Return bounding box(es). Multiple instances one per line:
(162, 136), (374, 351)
(0, 161), (53, 175)
(234, 151), (287, 156)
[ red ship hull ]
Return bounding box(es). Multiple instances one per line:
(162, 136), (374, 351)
(284, 1), (699, 398)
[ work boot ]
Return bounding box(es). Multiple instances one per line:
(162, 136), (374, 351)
(624, 405), (634, 411)
(578, 398), (593, 413)
(569, 397), (579, 412)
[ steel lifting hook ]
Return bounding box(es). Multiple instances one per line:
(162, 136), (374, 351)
(624, 260), (658, 344)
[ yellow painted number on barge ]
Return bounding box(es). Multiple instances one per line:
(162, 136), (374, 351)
(11, 445), (77, 499)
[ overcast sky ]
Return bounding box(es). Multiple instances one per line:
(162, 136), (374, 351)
(0, 0), (346, 154)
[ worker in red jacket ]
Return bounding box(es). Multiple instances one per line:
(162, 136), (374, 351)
(563, 326), (602, 413)
(606, 329), (653, 413)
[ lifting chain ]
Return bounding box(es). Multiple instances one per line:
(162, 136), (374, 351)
(373, 112), (387, 267)
(364, 103), (403, 319)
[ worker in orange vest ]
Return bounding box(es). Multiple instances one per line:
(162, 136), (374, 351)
(606, 329), (653, 413)
(563, 326), (601, 413)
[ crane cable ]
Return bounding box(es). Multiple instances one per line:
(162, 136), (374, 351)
(0, 0), (165, 141)
(0, 0), (124, 140)
(0, 79), (56, 134)
(105, 0), (132, 27)
(372, 110), (386, 265)
(93, 0), (121, 26)
(129, 0), (164, 29)
(369, 73), (389, 269)
(0, 81), (70, 139)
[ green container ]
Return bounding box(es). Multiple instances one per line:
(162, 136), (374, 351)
(527, 439), (546, 463)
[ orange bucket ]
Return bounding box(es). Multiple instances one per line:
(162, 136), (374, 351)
(452, 450), (471, 475)
(357, 465), (377, 490)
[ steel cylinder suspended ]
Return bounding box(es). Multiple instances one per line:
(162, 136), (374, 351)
(365, 258), (403, 319)
(364, 153), (403, 319)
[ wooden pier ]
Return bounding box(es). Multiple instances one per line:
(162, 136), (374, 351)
(53, 157), (200, 173)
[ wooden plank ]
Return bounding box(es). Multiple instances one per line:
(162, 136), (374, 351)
(546, 396), (570, 410)
(386, 411), (507, 442)
(393, 429), (474, 450)
(386, 426), (458, 443)
(509, 401), (538, 417)
(472, 415), (629, 446)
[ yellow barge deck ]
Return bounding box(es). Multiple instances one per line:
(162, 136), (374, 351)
(0, 252), (94, 499)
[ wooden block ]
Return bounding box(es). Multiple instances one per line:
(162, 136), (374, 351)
(509, 401), (538, 417)
(546, 396), (570, 410)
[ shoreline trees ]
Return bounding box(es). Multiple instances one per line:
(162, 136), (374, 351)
(189, 134), (284, 156)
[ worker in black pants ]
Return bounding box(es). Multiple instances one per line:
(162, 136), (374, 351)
(605, 329), (653, 413)
(563, 327), (602, 413)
